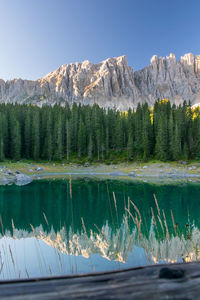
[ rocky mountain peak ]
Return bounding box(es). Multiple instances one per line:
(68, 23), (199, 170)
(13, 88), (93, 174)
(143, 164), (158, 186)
(180, 53), (194, 66)
(0, 53), (200, 109)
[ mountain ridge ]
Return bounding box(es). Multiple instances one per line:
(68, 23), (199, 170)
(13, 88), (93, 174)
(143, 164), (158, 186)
(0, 53), (200, 109)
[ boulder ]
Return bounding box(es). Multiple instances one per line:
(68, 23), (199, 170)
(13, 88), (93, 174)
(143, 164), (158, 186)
(35, 167), (44, 171)
(15, 174), (32, 186)
(129, 172), (135, 177)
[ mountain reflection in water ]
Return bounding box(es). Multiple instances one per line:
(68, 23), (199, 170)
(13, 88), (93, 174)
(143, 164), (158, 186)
(0, 179), (200, 279)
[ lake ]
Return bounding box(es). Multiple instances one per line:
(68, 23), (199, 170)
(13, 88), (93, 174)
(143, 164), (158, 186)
(0, 178), (200, 279)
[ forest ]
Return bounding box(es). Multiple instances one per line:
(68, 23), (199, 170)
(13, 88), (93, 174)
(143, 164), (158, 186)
(0, 99), (199, 162)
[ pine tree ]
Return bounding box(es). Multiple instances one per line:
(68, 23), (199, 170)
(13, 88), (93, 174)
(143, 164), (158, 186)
(155, 116), (168, 161)
(142, 106), (152, 160)
(24, 109), (31, 158)
(53, 110), (63, 160)
(78, 117), (86, 158)
(127, 132), (134, 160)
(31, 110), (40, 160)
(10, 117), (21, 160)
(171, 122), (181, 160)
(0, 113), (5, 161)
(88, 134), (93, 160)
(105, 126), (109, 158)
(43, 112), (53, 161)
(116, 113), (123, 151)
(134, 103), (143, 157)
(66, 118), (71, 161)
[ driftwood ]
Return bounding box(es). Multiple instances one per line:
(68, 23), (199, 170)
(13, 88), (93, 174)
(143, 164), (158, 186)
(0, 262), (200, 299)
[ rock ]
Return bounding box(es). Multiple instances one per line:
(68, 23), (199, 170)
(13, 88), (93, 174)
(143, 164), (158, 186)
(15, 170), (20, 174)
(188, 166), (197, 170)
(15, 174), (32, 186)
(0, 53), (200, 109)
(134, 53), (200, 107)
(35, 167), (43, 171)
(178, 160), (188, 165)
(129, 172), (135, 177)
(143, 166), (147, 169)
(109, 171), (127, 176)
(0, 177), (10, 185)
(0, 56), (140, 110)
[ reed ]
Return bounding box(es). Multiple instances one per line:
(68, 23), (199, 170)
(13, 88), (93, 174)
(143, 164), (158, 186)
(94, 224), (106, 240)
(162, 209), (169, 239)
(0, 180), (200, 281)
(171, 210), (177, 235)
(151, 207), (159, 237)
(81, 217), (88, 239)
(113, 191), (119, 228)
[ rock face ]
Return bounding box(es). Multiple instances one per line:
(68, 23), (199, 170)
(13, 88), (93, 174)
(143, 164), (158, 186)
(0, 53), (200, 109)
(134, 53), (200, 107)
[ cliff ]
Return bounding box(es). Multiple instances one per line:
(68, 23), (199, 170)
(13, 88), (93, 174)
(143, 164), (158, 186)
(0, 53), (200, 109)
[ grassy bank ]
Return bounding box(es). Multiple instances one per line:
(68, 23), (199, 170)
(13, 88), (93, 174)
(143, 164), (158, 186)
(1, 159), (200, 178)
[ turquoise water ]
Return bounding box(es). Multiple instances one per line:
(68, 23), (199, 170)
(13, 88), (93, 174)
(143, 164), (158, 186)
(0, 178), (200, 279)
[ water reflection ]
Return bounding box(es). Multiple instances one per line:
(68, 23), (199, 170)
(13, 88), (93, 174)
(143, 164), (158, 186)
(0, 179), (200, 279)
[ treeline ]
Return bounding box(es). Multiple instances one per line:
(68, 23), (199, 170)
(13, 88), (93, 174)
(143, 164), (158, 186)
(0, 100), (200, 162)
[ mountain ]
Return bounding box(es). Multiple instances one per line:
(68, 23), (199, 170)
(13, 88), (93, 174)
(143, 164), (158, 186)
(134, 53), (200, 107)
(0, 53), (200, 109)
(3, 221), (199, 265)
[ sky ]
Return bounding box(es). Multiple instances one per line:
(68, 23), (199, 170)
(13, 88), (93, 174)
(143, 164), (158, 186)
(0, 0), (199, 80)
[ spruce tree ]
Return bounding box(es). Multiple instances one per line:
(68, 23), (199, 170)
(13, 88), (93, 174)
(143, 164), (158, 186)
(24, 109), (31, 158)
(43, 112), (53, 161)
(88, 134), (93, 160)
(0, 114), (5, 161)
(53, 111), (63, 161)
(77, 117), (86, 158)
(142, 106), (152, 160)
(10, 117), (21, 160)
(155, 116), (168, 161)
(31, 110), (40, 160)
(66, 118), (71, 161)
(171, 122), (181, 160)
(127, 132), (134, 160)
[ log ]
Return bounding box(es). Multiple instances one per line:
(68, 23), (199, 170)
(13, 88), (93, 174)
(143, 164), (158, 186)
(0, 262), (200, 299)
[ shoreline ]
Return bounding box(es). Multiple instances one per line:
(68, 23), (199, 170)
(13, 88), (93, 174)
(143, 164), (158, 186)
(1, 161), (200, 185)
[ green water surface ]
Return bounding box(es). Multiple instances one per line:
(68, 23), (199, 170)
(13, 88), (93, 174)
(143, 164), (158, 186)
(0, 178), (200, 279)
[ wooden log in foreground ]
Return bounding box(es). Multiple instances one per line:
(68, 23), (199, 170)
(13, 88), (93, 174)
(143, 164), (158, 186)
(0, 262), (200, 299)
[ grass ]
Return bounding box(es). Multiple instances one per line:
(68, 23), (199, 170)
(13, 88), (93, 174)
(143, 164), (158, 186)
(2, 158), (200, 176)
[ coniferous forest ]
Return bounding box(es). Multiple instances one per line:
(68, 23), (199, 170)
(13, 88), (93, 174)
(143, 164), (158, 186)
(0, 99), (200, 162)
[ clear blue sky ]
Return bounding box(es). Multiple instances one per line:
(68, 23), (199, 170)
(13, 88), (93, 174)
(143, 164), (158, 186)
(0, 0), (199, 80)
